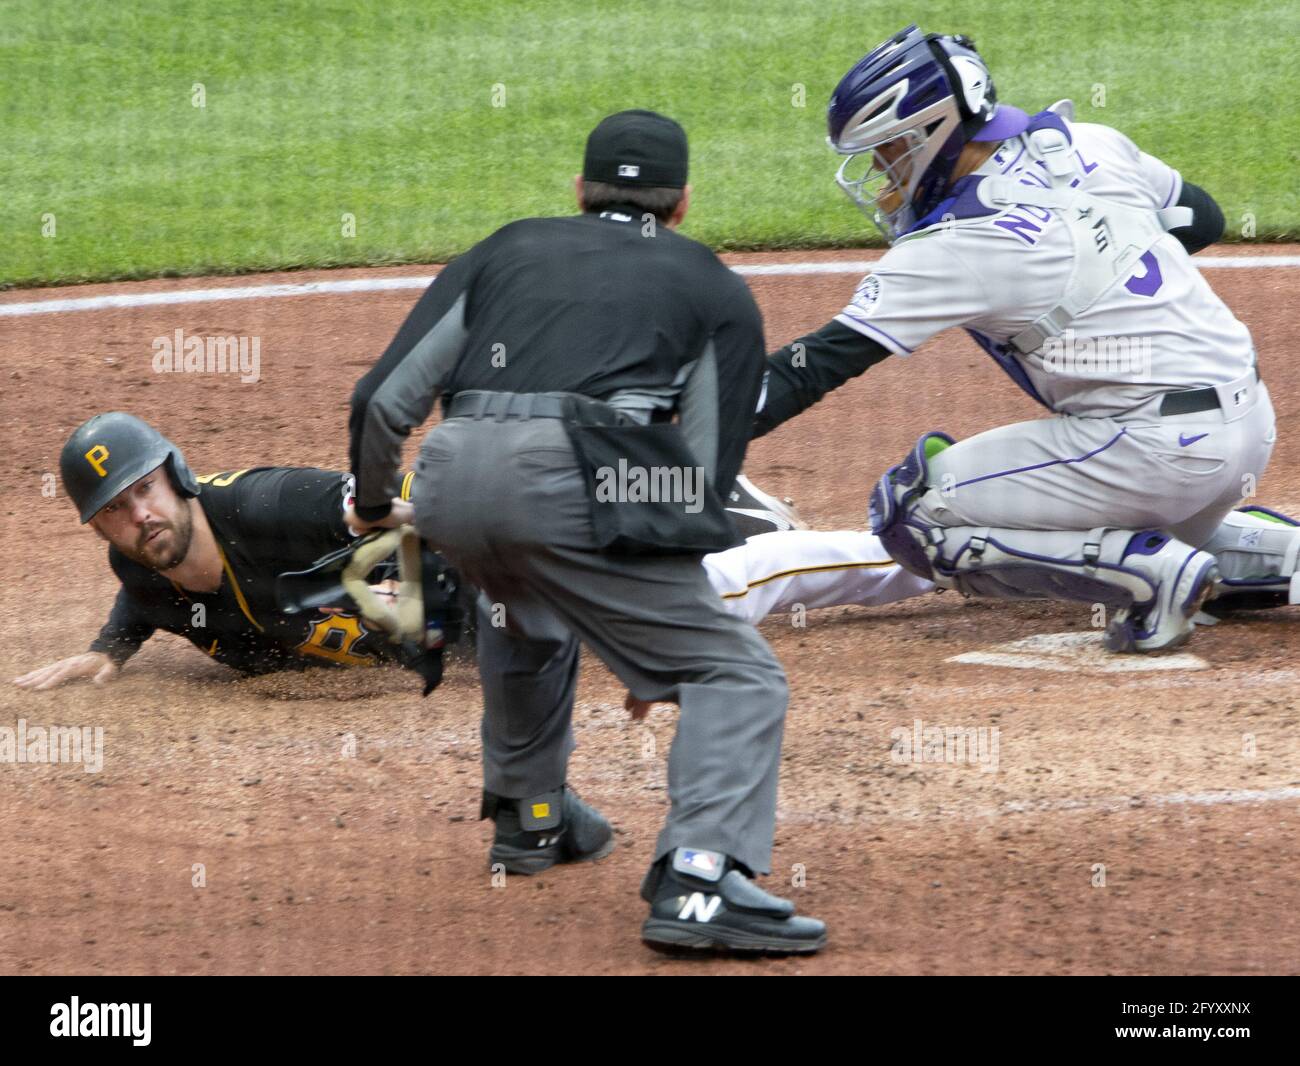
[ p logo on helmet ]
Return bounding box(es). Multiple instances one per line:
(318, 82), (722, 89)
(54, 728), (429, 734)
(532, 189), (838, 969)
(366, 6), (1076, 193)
(85, 445), (110, 477)
(60, 412), (200, 523)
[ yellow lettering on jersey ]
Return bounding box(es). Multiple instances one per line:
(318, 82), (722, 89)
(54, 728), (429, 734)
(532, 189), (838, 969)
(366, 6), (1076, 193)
(297, 613), (376, 667)
(85, 445), (110, 477)
(197, 469), (250, 487)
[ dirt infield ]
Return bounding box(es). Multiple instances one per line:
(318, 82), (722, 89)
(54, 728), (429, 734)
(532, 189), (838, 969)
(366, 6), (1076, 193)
(2, 248), (1297, 975)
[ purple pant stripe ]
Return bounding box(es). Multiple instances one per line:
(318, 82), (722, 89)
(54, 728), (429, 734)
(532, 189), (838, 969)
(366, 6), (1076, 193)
(954, 428), (1128, 491)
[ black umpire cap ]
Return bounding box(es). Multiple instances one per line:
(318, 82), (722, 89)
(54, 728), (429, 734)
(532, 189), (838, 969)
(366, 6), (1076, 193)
(583, 110), (689, 188)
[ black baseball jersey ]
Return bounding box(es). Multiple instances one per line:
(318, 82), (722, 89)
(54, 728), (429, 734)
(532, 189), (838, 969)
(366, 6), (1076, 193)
(89, 466), (419, 675)
(348, 208), (766, 521)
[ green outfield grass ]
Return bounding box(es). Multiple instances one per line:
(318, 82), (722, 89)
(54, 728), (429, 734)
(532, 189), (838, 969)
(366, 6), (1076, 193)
(3, 0), (1297, 286)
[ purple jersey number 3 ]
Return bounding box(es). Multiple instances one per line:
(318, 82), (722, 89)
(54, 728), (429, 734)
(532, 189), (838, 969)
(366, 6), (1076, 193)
(1124, 250), (1163, 297)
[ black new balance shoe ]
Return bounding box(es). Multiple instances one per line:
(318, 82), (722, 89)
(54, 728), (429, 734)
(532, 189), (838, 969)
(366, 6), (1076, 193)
(640, 847), (827, 955)
(485, 786), (615, 875)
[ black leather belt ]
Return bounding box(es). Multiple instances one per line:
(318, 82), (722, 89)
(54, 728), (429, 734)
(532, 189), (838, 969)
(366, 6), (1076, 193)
(445, 390), (631, 427)
(1159, 367), (1260, 417)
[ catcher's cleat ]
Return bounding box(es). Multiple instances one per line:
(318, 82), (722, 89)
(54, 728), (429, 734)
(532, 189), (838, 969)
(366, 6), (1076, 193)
(726, 474), (809, 539)
(640, 848), (827, 956)
(485, 786), (614, 876)
(1104, 540), (1220, 653)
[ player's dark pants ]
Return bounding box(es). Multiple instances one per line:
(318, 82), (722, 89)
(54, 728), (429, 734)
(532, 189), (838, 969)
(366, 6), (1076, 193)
(412, 412), (789, 876)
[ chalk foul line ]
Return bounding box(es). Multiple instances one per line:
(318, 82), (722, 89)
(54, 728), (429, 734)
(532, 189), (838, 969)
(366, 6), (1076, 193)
(779, 784), (1300, 826)
(3, 255), (1298, 317)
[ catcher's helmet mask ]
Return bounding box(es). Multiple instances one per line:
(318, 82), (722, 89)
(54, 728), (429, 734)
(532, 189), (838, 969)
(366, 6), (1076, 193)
(828, 24), (1029, 241)
(60, 412), (200, 523)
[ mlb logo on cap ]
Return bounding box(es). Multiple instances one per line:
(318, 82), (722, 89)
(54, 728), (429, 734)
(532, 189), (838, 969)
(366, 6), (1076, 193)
(682, 849), (716, 873)
(584, 110), (688, 188)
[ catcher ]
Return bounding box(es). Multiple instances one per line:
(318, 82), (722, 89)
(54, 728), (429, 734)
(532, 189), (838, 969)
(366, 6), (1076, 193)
(13, 413), (460, 693)
(753, 25), (1298, 650)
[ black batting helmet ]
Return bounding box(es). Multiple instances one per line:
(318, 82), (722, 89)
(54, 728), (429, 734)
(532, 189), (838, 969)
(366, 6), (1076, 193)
(60, 413), (200, 523)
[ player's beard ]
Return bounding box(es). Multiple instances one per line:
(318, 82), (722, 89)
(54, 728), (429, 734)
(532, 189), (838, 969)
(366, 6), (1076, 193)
(127, 499), (196, 572)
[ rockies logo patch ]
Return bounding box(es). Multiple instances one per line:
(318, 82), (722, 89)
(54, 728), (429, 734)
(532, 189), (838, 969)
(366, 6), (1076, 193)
(850, 274), (881, 314)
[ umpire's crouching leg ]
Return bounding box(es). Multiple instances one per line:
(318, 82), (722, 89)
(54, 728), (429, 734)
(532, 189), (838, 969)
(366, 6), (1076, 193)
(411, 414), (791, 877)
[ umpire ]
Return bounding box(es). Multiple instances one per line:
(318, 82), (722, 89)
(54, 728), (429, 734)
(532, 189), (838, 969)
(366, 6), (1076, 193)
(347, 110), (824, 954)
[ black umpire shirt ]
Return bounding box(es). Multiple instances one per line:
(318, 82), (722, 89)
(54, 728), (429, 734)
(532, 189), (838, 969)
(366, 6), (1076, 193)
(348, 207), (767, 521)
(90, 466), (418, 675)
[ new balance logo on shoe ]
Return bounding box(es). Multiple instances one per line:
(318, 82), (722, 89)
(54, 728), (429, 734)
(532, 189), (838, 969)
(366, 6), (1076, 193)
(678, 892), (723, 923)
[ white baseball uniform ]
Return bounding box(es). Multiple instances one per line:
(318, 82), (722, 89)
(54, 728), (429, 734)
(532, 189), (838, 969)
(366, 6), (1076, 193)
(853, 111), (1276, 535)
(703, 529), (933, 625)
(755, 105), (1293, 642)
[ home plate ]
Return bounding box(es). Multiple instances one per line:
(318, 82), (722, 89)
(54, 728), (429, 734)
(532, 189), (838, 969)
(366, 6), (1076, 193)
(948, 631), (1208, 672)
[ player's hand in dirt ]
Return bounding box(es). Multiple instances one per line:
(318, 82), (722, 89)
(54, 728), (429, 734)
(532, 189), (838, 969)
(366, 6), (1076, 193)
(13, 652), (119, 691)
(344, 497), (414, 536)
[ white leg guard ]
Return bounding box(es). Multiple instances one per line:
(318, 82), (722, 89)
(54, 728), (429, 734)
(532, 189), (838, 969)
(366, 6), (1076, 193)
(916, 525), (1219, 653)
(702, 530), (935, 626)
(869, 431), (1221, 651)
(1200, 507), (1300, 612)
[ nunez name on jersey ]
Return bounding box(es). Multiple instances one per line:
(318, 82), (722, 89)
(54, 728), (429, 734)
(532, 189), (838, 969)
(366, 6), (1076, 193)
(834, 115), (1255, 416)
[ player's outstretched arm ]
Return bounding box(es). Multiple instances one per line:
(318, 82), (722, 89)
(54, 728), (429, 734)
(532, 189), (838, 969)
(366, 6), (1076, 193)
(753, 319), (892, 437)
(13, 652), (118, 691)
(16, 588), (154, 690)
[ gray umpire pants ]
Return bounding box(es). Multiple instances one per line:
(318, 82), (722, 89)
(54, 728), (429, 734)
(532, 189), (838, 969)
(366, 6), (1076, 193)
(411, 413), (790, 876)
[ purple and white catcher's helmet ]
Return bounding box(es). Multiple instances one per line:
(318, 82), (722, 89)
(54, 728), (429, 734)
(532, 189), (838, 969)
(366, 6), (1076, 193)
(828, 24), (1030, 241)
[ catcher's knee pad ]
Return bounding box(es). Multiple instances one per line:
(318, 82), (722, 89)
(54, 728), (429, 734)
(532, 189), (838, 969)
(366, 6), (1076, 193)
(868, 430), (956, 580)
